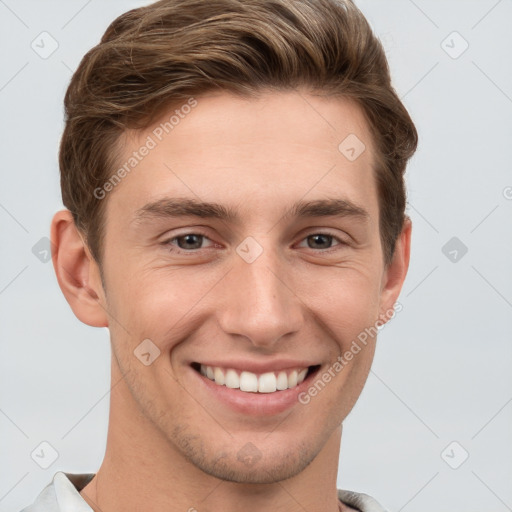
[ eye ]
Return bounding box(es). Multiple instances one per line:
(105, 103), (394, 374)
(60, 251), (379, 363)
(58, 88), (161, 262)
(162, 231), (348, 255)
(164, 233), (215, 252)
(297, 233), (347, 252)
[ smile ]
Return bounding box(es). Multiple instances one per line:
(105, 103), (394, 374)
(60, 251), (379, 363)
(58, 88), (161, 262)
(191, 363), (320, 394)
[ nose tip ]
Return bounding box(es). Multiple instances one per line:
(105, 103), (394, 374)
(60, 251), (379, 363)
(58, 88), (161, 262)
(216, 254), (303, 348)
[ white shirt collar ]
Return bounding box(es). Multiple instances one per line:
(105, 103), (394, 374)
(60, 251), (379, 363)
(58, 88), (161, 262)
(21, 471), (386, 512)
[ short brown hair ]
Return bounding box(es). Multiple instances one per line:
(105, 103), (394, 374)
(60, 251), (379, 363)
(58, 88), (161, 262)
(59, 0), (417, 265)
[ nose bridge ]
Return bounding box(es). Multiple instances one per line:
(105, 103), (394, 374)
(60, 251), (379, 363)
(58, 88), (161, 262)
(217, 237), (303, 347)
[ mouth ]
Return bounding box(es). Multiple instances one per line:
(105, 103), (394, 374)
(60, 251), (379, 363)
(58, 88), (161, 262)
(190, 362), (321, 394)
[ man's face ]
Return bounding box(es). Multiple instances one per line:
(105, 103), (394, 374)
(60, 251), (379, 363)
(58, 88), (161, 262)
(96, 90), (402, 483)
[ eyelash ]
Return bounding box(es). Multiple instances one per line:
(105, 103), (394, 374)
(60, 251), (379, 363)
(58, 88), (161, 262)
(162, 231), (349, 255)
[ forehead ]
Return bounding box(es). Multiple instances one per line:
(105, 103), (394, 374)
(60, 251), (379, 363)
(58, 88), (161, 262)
(106, 90), (378, 224)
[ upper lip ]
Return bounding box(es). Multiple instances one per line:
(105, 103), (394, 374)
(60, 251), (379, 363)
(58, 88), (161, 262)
(191, 359), (318, 374)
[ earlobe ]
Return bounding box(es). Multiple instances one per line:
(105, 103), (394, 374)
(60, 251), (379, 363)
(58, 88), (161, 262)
(378, 217), (412, 322)
(50, 209), (109, 328)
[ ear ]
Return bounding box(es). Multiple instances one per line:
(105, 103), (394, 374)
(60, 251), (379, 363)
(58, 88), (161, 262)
(378, 216), (412, 323)
(50, 209), (109, 328)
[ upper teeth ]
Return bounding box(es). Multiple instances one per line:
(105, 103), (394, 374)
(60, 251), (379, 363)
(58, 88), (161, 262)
(200, 365), (308, 393)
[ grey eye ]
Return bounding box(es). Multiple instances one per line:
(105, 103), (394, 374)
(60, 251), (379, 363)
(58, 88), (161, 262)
(175, 234), (205, 250)
(306, 234), (335, 250)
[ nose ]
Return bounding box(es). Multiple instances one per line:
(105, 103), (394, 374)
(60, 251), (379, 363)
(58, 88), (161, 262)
(216, 241), (303, 348)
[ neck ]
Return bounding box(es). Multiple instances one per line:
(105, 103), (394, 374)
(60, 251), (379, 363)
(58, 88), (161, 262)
(80, 363), (346, 512)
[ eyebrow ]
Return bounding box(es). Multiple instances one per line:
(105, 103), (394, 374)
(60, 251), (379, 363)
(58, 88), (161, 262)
(133, 197), (369, 224)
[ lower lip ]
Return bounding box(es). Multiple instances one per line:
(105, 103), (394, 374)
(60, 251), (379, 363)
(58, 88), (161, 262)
(191, 366), (319, 416)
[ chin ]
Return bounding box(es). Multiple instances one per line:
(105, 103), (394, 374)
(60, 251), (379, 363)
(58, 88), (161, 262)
(177, 436), (316, 484)
(196, 454), (314, 485)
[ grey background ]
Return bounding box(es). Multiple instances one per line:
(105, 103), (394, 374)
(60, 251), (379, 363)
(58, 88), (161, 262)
(1, 0), (511, 510)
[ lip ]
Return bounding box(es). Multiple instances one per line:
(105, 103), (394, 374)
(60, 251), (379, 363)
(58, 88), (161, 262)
(189, 362), (321, 416)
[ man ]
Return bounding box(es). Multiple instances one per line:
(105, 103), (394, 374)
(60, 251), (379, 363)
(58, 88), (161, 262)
(20, 0), (417, 510)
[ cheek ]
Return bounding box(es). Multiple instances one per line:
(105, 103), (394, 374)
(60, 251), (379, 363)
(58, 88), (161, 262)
(105, 266), (224, 350)
(299, 266), (383, 340)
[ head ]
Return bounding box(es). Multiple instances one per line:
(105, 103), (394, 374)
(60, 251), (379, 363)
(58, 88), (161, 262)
(52, 0), (417, 485)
